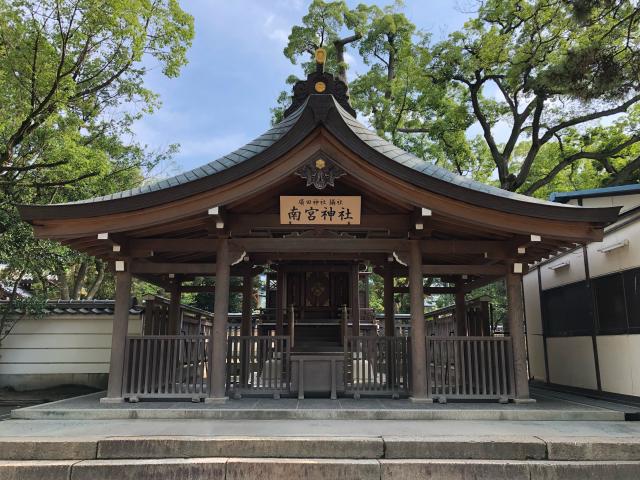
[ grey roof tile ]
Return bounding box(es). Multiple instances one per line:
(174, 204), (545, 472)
(331, 98), (573, 209)
(47, 95), (575, 211)
(50, 101), (309, 206)
(240, 144), (266, 155)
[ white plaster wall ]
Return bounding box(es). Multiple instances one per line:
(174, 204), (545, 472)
(581, 197), (618, 209)
(582, 194), (640, 213)
(523, 271), (547, 382)
(588, 220), (640, 278)
(0, 314), (142, 375)
(630, 336), (640, 398)
(523, 272), (542, 335)
(597, 335), (633, 396)
(539, 249), (586, 290)
(527, 335), (547, 382)
(546, 336), (597, 390)
(617, 194), (640, 212)
(596, 335), (640, 397)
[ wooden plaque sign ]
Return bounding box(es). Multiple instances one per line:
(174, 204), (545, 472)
(280, 196), (361, 225)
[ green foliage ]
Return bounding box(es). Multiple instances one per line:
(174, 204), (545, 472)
(428, 0), (640, 194)
(181, 277), (243, 314)
(469, 280), (507, 330)
(279, 0), (640, 195)
(0, 0), (193, 318)
(283, 0), (369, 78)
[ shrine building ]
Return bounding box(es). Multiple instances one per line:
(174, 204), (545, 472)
(18, 51), (620, 404)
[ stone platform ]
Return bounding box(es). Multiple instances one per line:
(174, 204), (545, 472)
(9, 387), (636, 421)
(4, 387), (639, 478)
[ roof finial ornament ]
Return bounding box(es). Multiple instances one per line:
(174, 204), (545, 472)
(283, 46), (356, 119)
(315, 47), (326, 73)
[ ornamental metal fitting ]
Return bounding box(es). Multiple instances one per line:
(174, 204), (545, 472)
(295, 158), (346, 190)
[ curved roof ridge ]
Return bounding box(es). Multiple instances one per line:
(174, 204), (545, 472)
(330, 97), (577, 210)
(56, 99), (310, 206)
(18, 93), (620, 225)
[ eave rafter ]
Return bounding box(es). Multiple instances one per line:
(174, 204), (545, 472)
(21, 95), (617, 283)
(26, 126), (612, 244)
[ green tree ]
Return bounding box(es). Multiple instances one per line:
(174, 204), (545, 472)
(280, 0), (640, 195)
(0, 0), (194, 334)
(284, 0), (369, 82)
(416, 0), (640, 194)
(272, 0), (369, 123)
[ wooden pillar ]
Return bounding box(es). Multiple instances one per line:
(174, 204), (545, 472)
(276, 269), (286, 335)
(207, 238), (230, 402)
(102, 269), (132, 403)
(384, 267), (395, 337)
(168, 278), (182, 335)
(455, 282), (467, 336)
(506, 268), (532, 401)
(350, 263), (360, 336)
(241, 273), (253, 336)
(409, 240), (430, 402)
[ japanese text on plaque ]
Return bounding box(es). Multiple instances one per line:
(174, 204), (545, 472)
(280, 196), (361, 225)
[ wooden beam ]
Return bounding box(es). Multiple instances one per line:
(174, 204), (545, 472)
(180, 285), (243, 293)
(463, 275), (503, 293)
(127, 236), (525, 259)
(207, 206), (226, 230)
(420, 240), (509, 256)
(228, 214), (410, 233)
(129, 238), (220, 254)
(98, 232), (129, 254)
(394, 286), (458, 294)
(232, 238), (406, 253)
(252, 253), (388, 263)
(421, 264), (507, 276)
(130, 261), (217, 275)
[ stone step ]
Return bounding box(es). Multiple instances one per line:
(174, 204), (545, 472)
(2, 458), (640, 480)
(1, 435), (640, 461)
(12, 405), (625, 421)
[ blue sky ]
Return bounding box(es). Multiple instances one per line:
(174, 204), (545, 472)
(134, 1), (475, 176)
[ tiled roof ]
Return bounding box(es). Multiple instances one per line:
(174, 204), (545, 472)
(56, 94), (572, 210)
(59, 100), (308, 205)
(0, 300), (143, 316)
(331, 99), (573, 209)
(18, 94), (619, 225)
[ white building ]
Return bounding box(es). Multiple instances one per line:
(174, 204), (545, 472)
(524, 184), (640, 398)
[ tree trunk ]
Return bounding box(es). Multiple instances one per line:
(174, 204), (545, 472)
(72, 260), (88, 299)
(0, 271), (26, 345)
(333, 34), (361, 85)
(86, 261), (105, 299)
(56, 266), (70, 300)
(385, 33), (396, 99)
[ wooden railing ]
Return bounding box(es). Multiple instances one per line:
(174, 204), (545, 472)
(226, 335), (290, 397)
(122, 335), (209, 400)
(343, 336), (410, 398)
(426, 336), (515, 401)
